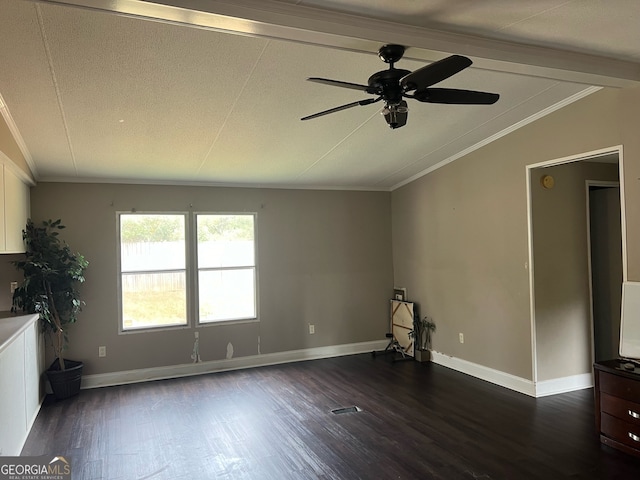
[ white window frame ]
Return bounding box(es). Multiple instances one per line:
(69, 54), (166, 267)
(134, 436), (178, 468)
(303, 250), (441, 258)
(194, 212), (258, 325)
(117, 211), (258, 333)
(117, 212), (190, 333)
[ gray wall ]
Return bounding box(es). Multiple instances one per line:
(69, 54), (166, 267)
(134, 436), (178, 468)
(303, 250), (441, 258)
(619, 87), (640, 281)
(531, 162), (619, 381)
(391, 138), (534, 379)
(590, 186), (623, 362)
(391, 87), (635, 380)
(23, 183), (393, 374)
(4, 85), (640, 384)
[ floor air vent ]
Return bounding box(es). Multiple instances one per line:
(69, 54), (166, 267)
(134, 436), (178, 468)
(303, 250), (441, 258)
(331, 406), (362, 414)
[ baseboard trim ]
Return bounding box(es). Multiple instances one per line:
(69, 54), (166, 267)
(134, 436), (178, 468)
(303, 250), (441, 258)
(82, 340), (388, 389)
(431, 351), (537, 397)
(431, 352), (594, 398)
(534, 373), (593, 397)
(83, 344), (595, 397)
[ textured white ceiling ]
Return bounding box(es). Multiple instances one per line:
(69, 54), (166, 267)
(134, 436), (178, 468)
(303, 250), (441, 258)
(287, 0), (640, 61)
(0, 0), (638, 190)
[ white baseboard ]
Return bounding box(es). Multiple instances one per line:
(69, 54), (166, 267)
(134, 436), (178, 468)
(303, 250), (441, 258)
(82, 342), (592, 398)
(82, 339), (388, 389)
(431, 351), (537, 397)
(534, 372), (593, 397)
(431, 351), (594, 397)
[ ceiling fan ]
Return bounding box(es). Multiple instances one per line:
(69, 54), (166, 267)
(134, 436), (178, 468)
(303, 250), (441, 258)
(301, 44), (499, 129)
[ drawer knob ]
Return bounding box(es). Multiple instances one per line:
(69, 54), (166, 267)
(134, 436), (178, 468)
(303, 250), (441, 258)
(629, 409), (640, 419)
(630, 432), (640, 442)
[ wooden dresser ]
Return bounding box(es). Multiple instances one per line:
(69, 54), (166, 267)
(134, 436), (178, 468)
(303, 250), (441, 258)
(594, 359), (640, 457)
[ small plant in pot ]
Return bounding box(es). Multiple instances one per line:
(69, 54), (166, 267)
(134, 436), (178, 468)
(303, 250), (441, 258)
(412, 315), (436, 362)
(11, 219), (88, 400)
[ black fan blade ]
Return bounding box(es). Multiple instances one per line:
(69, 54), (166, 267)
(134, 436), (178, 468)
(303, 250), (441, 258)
(400, 55), (473, 92)
(301, 97), (381, 121)
(413, 88), (499, 105)
(307, 77), (373, 93)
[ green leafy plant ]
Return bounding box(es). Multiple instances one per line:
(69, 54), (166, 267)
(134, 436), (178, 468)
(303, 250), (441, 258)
(11, 219), (88, 370)
(412, 315), (436, 351)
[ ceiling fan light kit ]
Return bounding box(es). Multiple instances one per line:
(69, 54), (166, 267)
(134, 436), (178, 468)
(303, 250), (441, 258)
(381, 100), (409, 129)
(302, 44), (500, 129)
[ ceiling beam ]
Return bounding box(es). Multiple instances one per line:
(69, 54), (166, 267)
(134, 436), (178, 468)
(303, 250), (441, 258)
(38, 0), (640, 87)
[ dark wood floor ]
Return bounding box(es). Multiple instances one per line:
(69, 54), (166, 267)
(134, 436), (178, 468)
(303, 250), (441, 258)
(22, 354), (640, 479)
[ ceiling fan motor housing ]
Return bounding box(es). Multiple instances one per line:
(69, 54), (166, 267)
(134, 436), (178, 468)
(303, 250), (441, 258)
(367, 69), (411, 105)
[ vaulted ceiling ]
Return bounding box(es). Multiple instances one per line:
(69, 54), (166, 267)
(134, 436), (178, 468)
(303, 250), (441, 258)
(0, 0), (639, 190)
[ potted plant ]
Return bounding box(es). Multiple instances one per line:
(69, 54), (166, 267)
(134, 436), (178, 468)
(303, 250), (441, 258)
(11, 219), (89, 399)
(412, 315), (436, 362)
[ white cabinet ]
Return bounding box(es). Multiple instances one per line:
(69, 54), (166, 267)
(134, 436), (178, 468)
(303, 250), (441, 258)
(0, 334), (26, 455)
(23, 321), (42, 428)
(1, 164), (30, 253)
(0, 315), (43, 456)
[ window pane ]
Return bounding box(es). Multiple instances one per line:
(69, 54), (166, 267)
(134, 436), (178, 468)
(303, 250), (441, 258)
(121, 214), (185, 272)
(122, 272), (187, 329)
(197, 214), (255, 268)
(199, 269), (256, 322)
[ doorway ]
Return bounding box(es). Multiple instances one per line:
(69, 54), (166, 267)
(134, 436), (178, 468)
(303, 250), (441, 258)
(587, 183), (623, 362)
(527, 146), (625, 392)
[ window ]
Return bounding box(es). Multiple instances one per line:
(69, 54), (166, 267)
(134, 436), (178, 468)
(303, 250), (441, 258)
(119, 214), (187, 330)
(118, 212), (256, 331)
(196, 214), (256, 322)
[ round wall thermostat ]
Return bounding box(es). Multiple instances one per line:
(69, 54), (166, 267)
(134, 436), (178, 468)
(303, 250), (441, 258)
(541, 174), (555, 189)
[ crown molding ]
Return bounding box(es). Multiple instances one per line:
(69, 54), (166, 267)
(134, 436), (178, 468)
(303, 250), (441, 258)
(391, 86), (602, 191)
(0, 93), (38, 181)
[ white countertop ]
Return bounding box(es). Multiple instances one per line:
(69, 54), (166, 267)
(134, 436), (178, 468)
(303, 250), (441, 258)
(0, 311), (39, 355)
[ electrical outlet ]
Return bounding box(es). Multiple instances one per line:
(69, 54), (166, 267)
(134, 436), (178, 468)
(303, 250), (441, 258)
(10, 281), (18, 294)
(194, 331), (199, 339)
(98, 346), (106, 357)
(309, 324), (315, 334)
(459, 333), (464, 344)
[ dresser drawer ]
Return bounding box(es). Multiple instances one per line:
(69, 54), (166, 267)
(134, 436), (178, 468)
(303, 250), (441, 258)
(601, 392), (640, 426)
(599, 371), (640, 400)
(601, 412), (640, 450)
